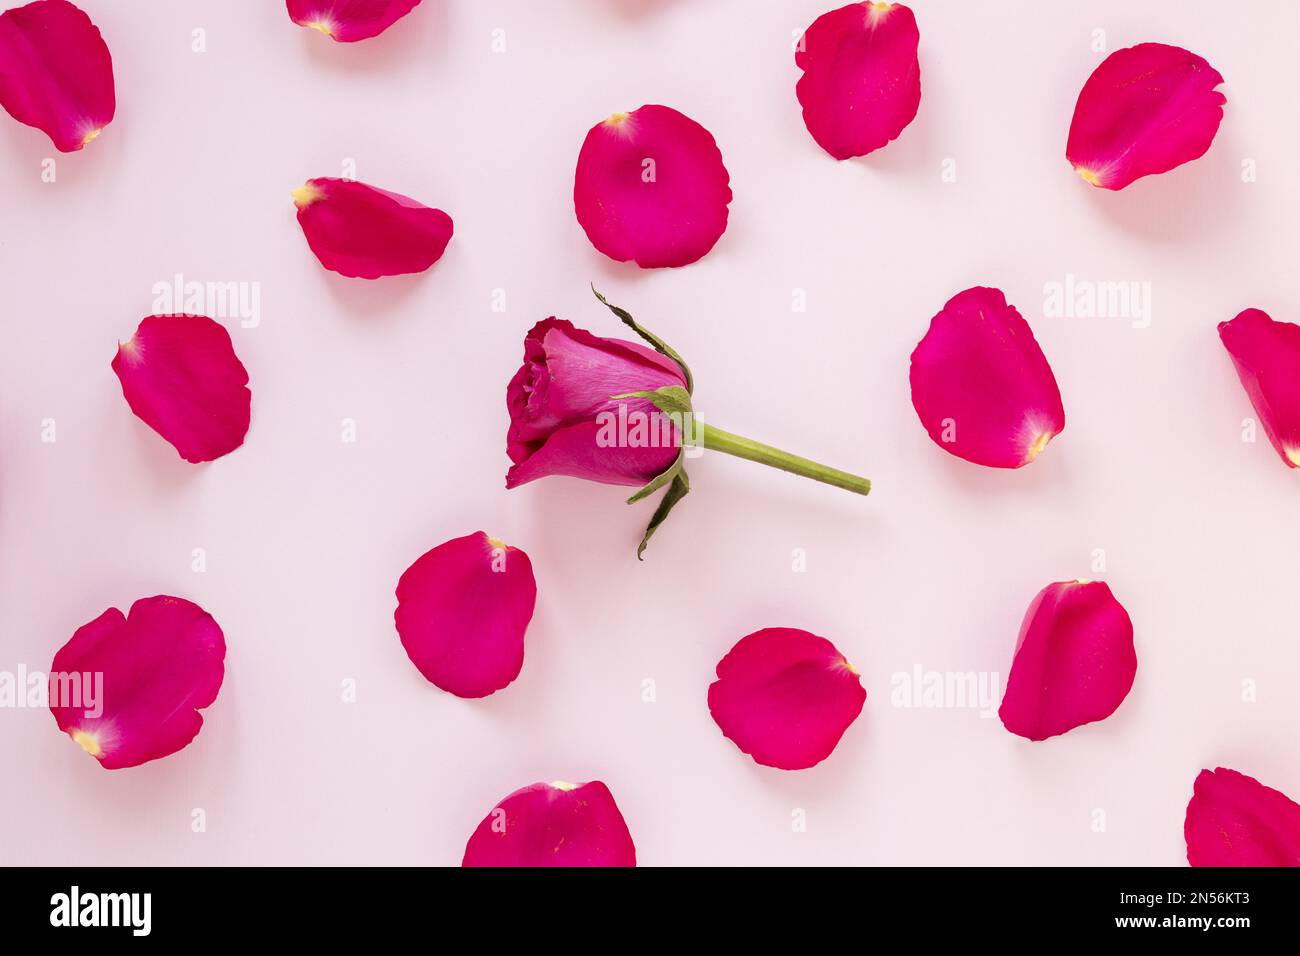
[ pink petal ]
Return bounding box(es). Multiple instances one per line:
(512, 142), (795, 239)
(49, 595), (225, 770)
(0, 0), (115, 152)
(795, 2), (921, 160)
(1218, 309), (1300, 469)
(708, 627), (866, 771)
(1185, 767), (1300, 867)
(998, 581), (1136, 741)
(573, 104), (732, 269)
(1066, 43), (1225, 190)
(112, 314), (251, 464)
(394, 531), (537, 698)
(285, 0), (422, 42)
(909, 286), (1065, 469)
(293, 177), (453, 280)
(462, 780), (636, 867)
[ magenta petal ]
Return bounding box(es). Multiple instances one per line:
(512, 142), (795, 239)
(795, 3), (921, 160)
(0, 0), (115, 152)
(49, 596), (225, 770)
(1218, 309), (1300, 469)
(462, 780), (636, 867)
(1066, 43), (1225, 190)
(708, 627), (866, 771)
(293, 178), (453, 279)
(573, 104), (732, 269)
(112, 315), (251, 464)
(1185, 768), (1300, 867)
(998, 581), (1136, 741)
(285, 0), (422, 42)
(395, 532), (537, 698)
(910, 286), (1065, 469)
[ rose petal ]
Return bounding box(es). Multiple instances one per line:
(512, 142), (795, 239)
(1185, 767), (1300, 866)
(112, 314), (251, 464)
(395, 531), (537, 698)
(1218, 309), (1300, 469)
(462, 780), (636, 867)
(708, 627), (866, 770)
(573, 104), (732, 269)
(909, 286), (1065, 469)
(49, 595), (225, 770)
(1066, 43), (1225, 190)
(286, 0), (422, 42)
(292, 177), (453, 279)
(998, 580), (1136, 741)
(0, 0), (115, 152)
(795, 2), (921, 160)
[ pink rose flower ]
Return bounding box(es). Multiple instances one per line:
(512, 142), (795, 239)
(506, 291), (871, 556)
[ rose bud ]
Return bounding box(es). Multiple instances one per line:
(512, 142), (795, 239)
(507, 289), (872, 556)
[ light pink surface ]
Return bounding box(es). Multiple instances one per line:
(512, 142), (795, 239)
(1, 0), (1299, 866)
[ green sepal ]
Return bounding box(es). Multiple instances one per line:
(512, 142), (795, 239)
(612, 385), (693, 418)
(626, 447), (684, 505)
(591, 286), (694, 394)
(636, 470), (690, 560)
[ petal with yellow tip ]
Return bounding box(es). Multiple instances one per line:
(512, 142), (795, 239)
(50, 596), (226, 770)
(0, 0), (115, 152)
(795, 2), (921, 160)
(395, 532), (537, 698)
(1219, 308), (1300, 470)
(574, 104), (732, 268)
(286, 0), (422, 42)
(293, 177), (453, 279)
(910, 287), (1065, 469)
(1067, 43), (1224, 190)
(112, 314), (251, 463)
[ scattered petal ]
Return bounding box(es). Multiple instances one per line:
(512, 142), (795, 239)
(998, 580), (1136, 741)
(112, 315), (251, 464)
(795, 2), (921, 160)
(0, 0), (115, 152)
(574, 104), (732, 268)
(1185, 767), (1300, 866)
(506, 318), (686, 489)
(395, 531), (537, 698)
(1067, 43), (1225, 190)
(293, 177), (453, 279)
(1218, 309), (1300, 469)
(909, 286), (1065, 469)
(286, 0), (422, 42)
(708, 627), (865, 770)
(462, 780), (636, 867)
(49, 595), (225, 770)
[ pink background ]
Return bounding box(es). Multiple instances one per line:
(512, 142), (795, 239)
(2, 0), (1299, 866)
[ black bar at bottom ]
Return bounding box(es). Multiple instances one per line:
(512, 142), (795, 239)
(2, 866), (1293, 940)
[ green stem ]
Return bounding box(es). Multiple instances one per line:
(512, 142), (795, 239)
(699, 424), (871, 496)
